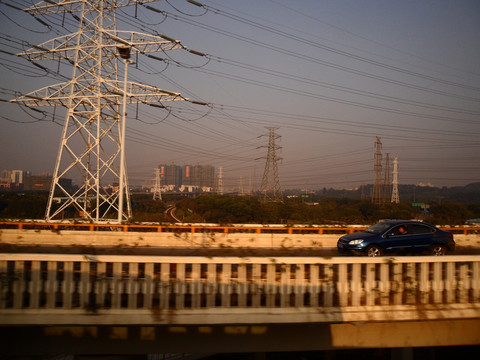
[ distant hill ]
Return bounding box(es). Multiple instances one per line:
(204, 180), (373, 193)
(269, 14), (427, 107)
(295, 183), (480, 203)
(464, 182), (480, 191)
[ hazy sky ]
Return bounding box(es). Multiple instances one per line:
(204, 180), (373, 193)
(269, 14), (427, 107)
(1, 0), (479, 191)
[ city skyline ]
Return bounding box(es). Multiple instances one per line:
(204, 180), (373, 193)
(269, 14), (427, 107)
(1, 1), (479, 191)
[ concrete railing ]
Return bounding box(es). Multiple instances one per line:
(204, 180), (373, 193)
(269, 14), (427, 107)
(2, 220), (480, 234)
(1, 254), (479, 325)
(0, 221), (361, 234)
(1, 228), (479, 250)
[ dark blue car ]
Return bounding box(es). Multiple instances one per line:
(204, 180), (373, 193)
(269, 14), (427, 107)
(337, 220), (455, 257)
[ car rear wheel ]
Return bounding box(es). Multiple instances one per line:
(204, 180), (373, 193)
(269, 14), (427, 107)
(366, 245), (383, 257)
(431, 245), (447, 256)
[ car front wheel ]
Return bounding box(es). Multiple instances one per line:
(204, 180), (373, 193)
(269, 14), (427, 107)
(431, 245), (447, 256)
(366, 245), (383, 257)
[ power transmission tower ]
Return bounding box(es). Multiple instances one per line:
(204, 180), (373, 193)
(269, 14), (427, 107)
(384, 153), (392, 202)
(11, 1), (202, 223)
(391, 157), (400, 204)
(360, 184), (366, 200)
(152, 168), (162, 201)
(257, 127), (283, 202)
(372, 136), (384, 205)
(217, 166), (224, 195)
(238, 176), (244, 195)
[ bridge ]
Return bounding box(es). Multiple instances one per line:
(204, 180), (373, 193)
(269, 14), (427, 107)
(1, 221), (479, 254)
(2, 220), (480, 234)
(1, 251), (480, 356)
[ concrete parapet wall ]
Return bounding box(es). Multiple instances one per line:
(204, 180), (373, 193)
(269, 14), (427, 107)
(0, 229), (478, 249)
(1, 253), (480, 353)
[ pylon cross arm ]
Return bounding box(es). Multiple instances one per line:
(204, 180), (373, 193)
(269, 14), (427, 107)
(25, 0), (161, 15)
(110, 31), (185, 53)
(118, 81), (188, 103)
(10, 82), (72, 107)
(11, 80), (188, 107)
(18, 31), (183, 61)
(16, 32), (80, 60)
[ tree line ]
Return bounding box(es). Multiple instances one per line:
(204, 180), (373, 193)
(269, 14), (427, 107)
(1, 191), (478, 225)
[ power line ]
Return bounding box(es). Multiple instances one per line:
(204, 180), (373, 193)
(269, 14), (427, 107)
(202, 1), (480, 92)
(154, 7), (480, 100)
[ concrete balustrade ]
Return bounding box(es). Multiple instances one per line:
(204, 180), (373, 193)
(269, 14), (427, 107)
(1, 254), (479, 326)
(1, 228), (479, 249)
(0, 228), (340, 249)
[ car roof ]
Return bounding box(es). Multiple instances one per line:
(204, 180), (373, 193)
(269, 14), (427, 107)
(379, 220), (429, 226)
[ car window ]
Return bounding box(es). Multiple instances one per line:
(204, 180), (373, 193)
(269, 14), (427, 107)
(408, 224), (434, 234)
(390, 225), (409, 236)
(365, 222), (392, 233)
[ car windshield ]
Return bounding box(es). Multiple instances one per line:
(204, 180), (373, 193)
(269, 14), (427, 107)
(365, 222), (394, 234)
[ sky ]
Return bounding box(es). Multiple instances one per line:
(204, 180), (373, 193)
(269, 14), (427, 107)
(1, 0), (479, 192)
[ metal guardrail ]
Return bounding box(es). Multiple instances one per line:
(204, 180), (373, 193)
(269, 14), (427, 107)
(1, 220), (479, 234)
(1, 254), (479, 325)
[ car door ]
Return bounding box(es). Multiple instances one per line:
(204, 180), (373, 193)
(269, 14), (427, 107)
(380, 225), (414, 253)
(406, 224), (435, 252)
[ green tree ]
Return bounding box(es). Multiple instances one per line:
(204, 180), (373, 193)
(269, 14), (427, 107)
(130, 194), (168, 222)
(0, 192), (47, 219)
(429, 202), (469, 225)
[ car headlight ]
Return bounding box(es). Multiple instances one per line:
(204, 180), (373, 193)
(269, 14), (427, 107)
(349, 239), (364, 245)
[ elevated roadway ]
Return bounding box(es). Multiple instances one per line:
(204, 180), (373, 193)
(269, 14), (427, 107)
(1, 253), (479, 355)
(1, 221), (479, 256)
(1, 221), (479, 356)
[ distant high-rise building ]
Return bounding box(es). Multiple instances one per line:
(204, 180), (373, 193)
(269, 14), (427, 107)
(157, 164), (216, 191)
(0, 170), (11, 183)
(183, 165), (193, 186)
(24, 175), (72, 192)
(158, 164), (183, 188)
(0, 169), (29, 190)
(183, 164), (215, 188)
(1, 169), (24, 183)
(11, 170), (24, 184)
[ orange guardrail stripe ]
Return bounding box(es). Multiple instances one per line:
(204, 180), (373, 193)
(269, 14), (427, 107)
(0, 221), (479, 235)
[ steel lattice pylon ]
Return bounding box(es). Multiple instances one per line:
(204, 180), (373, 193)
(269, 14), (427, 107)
(152, 168), (162, 201)
(372, 136), (384, 205)
(258, 127), (283, 202)
(217, 166), (224, 195)
(11, 0), (191, 223)
(384, 153), (392, 202)
(391, 157), (400, 204)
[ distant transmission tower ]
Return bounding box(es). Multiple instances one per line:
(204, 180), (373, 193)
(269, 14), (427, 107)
(372, 136), (384, 205)
(360, 184), (366, 200)
(258, 127), (283, 202)
(238, 176), (244, 195)
(391, 157), (400, 204)
(384, 153), (392, 202)
(152, 168), (162, 201)
(11, 1), (204, 223)
(217, 166), (224, 195)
